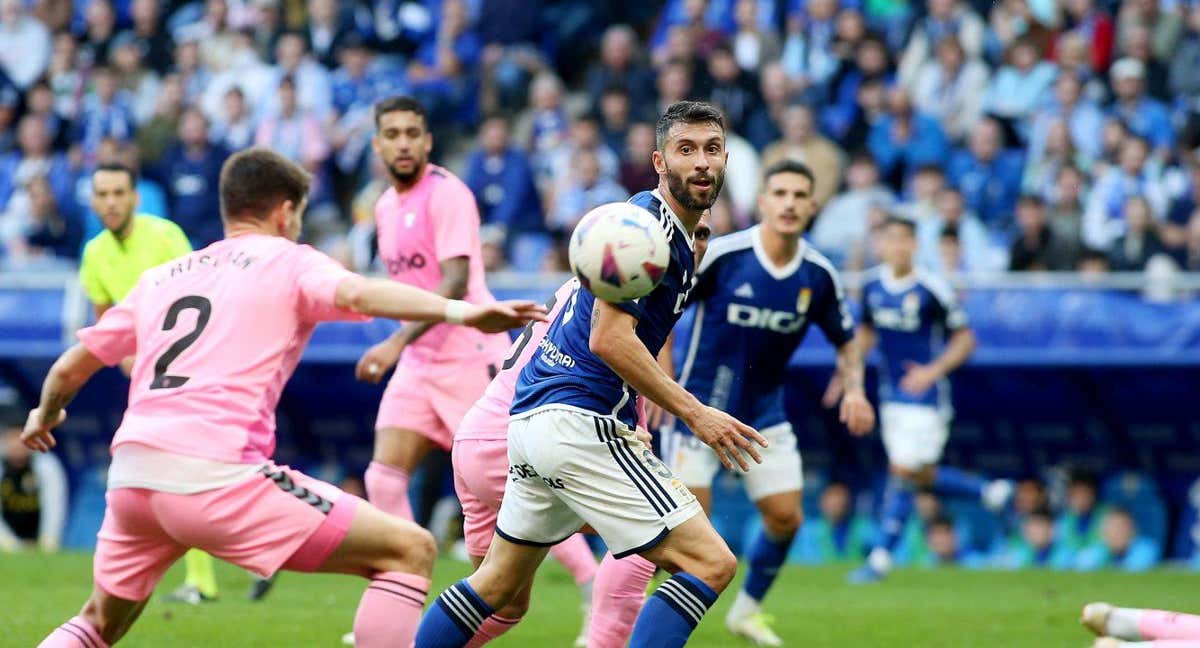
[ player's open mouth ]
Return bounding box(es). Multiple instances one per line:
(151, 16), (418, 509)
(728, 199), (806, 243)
(690, 178), (712, 189)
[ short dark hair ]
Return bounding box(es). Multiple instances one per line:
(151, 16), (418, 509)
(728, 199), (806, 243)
(885, 213), (917, 233)
(94, 162), (137, 186)
(939, 223), (960, 241)
(1017, 194), (1044, 208)
(1067, 470), (1098, 490)
(655, 100), (725, 151)
(762, 159), (815, 188)
(928, 515), (955, 532)
(374, 95), (427, 129)
(219, 148), (311, 222)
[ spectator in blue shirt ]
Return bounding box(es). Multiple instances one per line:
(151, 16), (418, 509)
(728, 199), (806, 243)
(868, 86), (950, 189)
(1073, 509), (1159, 572)
(982, 38), (1057, 131)
(919, 515), (989, 569)
(994, 509), (1073, 570)
(1083, 134), (1169, 251)
(596, 85), (634, 156)
(549, 148), (627, 236)
(0, 116), (76, 218)
(464, 114), (546, 238)
(948, 117), (1024, 230)
(1109, 57), (1174, 156)
(1027, 73), (1105, 165)
(822, 34), (894, 144)
(408, 0), (483, 126)
(585, 25), (658, 117)
(146, 108), (229, 248)
(74, 66), (136, 164)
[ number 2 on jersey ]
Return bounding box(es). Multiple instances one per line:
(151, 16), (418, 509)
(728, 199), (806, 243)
(150, 295), (211, 390)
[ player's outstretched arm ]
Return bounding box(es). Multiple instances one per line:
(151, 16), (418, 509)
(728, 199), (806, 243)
(336, 275), (546, 332)
(589, 300), (767, 471)
(22, 344), (107, 452)
(899, 326), (976, 396)
(834, 336), (875, 436)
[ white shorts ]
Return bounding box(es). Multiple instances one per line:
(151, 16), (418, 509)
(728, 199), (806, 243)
(663, 422), (802, 501)
(496, 408), (702, 558)
(880, 402), (950, 471)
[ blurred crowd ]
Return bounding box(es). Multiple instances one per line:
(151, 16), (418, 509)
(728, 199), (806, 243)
(780, 468), (1193, 571)
(5, 0), (1200, 276)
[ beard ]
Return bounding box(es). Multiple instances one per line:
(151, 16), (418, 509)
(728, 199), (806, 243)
(664, 163), (725, 212)
(386, 157), (426, 185)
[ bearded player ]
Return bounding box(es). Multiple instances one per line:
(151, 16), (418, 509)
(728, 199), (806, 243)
(450, 214), (713, 648)
(356, 96), (512, 527)
(415, 100), (767, 648)
(25, 148), (544, 648)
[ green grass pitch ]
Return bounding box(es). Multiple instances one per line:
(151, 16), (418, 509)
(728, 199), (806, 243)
(3, 552), (1196, 646)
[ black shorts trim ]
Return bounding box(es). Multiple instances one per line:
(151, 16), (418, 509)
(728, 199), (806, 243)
(613, 526), (670, 559)
(495, 526), (575, 548)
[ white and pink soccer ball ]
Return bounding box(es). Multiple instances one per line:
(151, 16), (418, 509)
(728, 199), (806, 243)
(568, 202), (670, 303)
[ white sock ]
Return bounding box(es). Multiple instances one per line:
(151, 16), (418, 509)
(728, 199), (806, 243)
(868, 547), (893, 574)
(727, 590), (761, 621)
(1108, 608), (1146, 640)
(579, 578), (594, 605)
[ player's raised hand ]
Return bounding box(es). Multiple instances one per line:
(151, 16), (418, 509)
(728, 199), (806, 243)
(21, 408), (65, 452)
(899, 361), (940, 397)
(839, 391), (875, 436)
(686, 405), (768, 472)
(463, 300), (548, 333)
(355, 338), (404, 384)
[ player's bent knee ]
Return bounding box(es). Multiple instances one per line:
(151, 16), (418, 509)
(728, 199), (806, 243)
(390, 525), (437, 576)
(765, 508), (803, 537)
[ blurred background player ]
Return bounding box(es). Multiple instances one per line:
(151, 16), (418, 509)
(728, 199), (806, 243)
(656, 159), (875, 646)
(78, 163), (229, 604)
(26, 148), (544, 648)
(1083, 602), (1200, 647)
(0, 406), (66, 553)
(843, 215), (1011, 584)
(414, 101), (765, 648)
(355, 95), (510, 530)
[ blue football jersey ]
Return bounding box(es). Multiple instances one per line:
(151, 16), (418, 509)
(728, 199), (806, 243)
(511, 190), (697, 428)
(860, 266), (969, 409)
(674, 227), (855, 431)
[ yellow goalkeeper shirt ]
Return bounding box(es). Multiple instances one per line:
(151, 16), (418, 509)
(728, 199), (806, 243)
(79, 215), (193, 307)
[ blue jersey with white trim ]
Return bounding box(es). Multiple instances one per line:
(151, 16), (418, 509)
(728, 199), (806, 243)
(511, 190), (696, 427)
(861, 266), (968, 408)
(674, 227), (855, 432)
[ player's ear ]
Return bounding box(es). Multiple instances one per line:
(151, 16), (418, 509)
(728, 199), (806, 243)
(652, 150), (666, 175)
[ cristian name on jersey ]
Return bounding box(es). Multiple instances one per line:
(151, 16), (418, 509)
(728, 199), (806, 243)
(674, 226), (854, 433)
(861, 266), (968, 410)
(511, 190), (696, 428)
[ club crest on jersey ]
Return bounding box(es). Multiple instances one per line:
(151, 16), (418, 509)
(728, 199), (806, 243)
(404, 212), (417, 228)
(796, 288), (812, 314)
(903, 292), (921, 314)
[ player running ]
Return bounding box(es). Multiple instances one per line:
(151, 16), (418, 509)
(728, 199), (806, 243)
(1083, 602), (1200, 647)
(354, 96), (512, 531)
(452, 217), (714, 648)
(414, 101), (766, 648)
(25, 148), (544, 648)
(654, 159), (875, 646)
(840, 215), (1011, 584)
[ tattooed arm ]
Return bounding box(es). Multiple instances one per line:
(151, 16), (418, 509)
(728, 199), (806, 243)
(21, 344), (107, 452)
(834, 332), (875, 437)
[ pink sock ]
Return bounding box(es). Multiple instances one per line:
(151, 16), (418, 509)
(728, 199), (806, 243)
(39, 616), (109, 648)
(1151, 641), (1200, 647)
(365, 461), (413, 521)
(550, 534), (599, 586)
(464, 615), (521, 648)
(353, 571), (429, 648)
(1142, 610), (1200, 640)
(588, 552), (657, 648)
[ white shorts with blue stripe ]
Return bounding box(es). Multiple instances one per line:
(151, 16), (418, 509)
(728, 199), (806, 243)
(496, 407), (702, 557)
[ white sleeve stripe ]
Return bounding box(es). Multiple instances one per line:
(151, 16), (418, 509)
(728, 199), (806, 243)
(804, 248), (854, 329)
(916, 271), (960, 310)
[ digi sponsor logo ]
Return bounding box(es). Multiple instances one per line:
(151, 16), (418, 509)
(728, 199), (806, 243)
(382, 253), (428, 275)
(726, 303), (805, 334)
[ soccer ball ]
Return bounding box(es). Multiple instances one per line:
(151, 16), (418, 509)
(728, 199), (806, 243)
(568, 202), (670, 303)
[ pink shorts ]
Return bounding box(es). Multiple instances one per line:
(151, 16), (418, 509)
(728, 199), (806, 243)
(94, 464), (359, 601)
(452, 437), (509, 557)
(375, 354), (501, 450)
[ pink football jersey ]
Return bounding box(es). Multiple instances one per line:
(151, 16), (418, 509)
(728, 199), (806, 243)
(76, 234), (369, 464)
(455, 279), (578, 441)
(374, 164), (504, 362)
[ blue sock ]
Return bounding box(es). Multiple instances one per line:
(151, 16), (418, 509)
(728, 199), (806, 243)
(413, 579), (494, 648)
(878, 475), (915, 553)
(932, 466), (988, 500)
(629, 572), (719, 648)
(742, 526), (794, 602)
